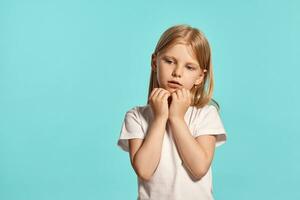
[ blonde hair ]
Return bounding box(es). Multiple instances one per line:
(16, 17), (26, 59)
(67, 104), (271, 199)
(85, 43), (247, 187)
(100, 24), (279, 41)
(147, 24), (220, 110)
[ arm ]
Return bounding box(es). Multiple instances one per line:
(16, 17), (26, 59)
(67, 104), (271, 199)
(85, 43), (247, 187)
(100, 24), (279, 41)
(129, 117), (167, 181)
(168, 117), (216, 181)
(129, 88), (170, 181)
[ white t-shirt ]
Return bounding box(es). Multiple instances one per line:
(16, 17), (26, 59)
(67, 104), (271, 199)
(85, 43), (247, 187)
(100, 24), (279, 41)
(117, 104), (227, 200)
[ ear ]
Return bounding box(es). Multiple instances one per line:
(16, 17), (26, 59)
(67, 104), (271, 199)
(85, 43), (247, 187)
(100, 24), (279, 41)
(151, 53), (157, 72)
(194, 78), (202, 86)
(194, 72), (205, 86)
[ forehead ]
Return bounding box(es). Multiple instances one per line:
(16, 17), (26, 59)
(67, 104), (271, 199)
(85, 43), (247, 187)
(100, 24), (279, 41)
(159, 43), (198, 63)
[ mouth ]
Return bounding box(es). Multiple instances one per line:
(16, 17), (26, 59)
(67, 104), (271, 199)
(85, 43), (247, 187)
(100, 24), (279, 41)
(167, 80), (182, 88)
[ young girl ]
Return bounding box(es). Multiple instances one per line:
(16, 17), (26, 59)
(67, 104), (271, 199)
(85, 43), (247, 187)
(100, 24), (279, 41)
(117, 24), (227, 200)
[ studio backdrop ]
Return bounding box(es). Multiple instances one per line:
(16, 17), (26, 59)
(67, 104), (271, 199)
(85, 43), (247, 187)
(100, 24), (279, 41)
(0, 0), (299, 199)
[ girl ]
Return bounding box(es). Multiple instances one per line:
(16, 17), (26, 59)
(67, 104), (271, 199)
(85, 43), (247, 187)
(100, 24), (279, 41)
(117, 24), (227, 200)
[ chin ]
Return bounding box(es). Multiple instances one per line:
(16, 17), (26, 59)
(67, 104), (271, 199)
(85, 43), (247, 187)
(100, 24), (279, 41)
(167, 87), (180, 93)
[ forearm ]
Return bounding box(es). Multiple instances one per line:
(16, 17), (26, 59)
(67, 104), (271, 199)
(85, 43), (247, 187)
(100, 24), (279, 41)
(168, 117), (208, 179)
(133, 117), (167, 180)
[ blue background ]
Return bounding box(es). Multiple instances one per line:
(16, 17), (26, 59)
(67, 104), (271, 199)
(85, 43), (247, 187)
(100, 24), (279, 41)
(1, 0), (299, 199)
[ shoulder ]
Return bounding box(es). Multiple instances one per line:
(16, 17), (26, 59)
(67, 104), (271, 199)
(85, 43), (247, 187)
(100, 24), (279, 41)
(125, 104), (153, 121)
(203, 104), (219, 115)
(125, 104), (151, 114)
(190, 104), (226, 139)
(188, 104), (222, 129)
(191, 104), (219, 118)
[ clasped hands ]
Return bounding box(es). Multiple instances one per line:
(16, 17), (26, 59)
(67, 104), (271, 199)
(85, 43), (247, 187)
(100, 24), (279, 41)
(149, 88), (192, 121)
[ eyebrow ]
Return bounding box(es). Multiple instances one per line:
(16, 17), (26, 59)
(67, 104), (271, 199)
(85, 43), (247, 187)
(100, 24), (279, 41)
(163, 55), (199, 67)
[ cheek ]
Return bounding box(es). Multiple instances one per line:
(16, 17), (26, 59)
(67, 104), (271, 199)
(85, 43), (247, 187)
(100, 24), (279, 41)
(156, 66), (169, 84)
(187, 81), (195, 88)
(158, 65), (171, 76)
(190, 72), (202, 82)
(186, 76), (200, 87)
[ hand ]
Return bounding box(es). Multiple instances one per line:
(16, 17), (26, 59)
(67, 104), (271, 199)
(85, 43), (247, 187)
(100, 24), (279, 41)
(168, 88), (192, 120)
(149, 88), (171, 120)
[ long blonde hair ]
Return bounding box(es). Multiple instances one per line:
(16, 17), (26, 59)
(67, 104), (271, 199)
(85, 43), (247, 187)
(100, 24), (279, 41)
(147, 24), (220, 110)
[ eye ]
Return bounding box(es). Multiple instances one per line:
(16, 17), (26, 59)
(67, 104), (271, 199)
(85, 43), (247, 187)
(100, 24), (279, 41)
(164, 58), (173, 64)
(186, 65), (195, 71)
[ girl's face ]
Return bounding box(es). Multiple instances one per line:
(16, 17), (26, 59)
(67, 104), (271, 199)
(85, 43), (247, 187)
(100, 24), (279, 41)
(152, 43), (205, 93)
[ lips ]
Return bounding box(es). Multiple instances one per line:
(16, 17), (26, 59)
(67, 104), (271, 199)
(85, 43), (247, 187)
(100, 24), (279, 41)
(167, 80), (182, 88)
(168, 80), (182, 86)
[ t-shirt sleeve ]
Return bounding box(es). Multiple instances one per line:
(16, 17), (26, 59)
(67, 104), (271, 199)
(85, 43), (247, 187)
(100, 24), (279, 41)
(192, 105), (227, 147)
(117, 107), (145, 152)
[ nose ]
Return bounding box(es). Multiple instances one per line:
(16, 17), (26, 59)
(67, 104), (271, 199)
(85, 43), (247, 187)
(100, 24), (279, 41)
(171, 65), (182, 78)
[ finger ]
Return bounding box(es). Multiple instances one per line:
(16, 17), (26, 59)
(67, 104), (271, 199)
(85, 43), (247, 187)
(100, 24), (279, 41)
(149, 88), (159, 100)
(183, 88), (188, 99)
(185, 89), (191, 103)
(176, 89), (183, 99)
(172, 91), (178, 101)
(157, 89), (168, 100)
(162, 88), (171, 96)
(188, 90), (192, 104)
(152, 88), (164, 99)
(162, 92), (171, 102)
(186, 88), (191, 96)
(153, 88), (165, 99)
(187, 89), (191, 99)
